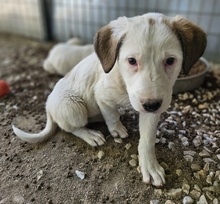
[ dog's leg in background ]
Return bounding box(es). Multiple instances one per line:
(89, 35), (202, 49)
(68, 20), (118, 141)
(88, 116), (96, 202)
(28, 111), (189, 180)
(97, 101), (128, 139)
(138, 112), (165, 187)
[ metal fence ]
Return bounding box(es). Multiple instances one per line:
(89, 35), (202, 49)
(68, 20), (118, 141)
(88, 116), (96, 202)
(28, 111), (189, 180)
(0, 0), (219, 62)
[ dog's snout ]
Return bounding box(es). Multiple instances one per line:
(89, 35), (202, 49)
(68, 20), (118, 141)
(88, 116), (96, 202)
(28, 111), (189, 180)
(142, 99), (162, 112)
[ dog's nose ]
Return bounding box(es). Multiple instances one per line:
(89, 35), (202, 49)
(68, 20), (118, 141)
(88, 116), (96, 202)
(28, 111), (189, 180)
(142, 99), (162, 112)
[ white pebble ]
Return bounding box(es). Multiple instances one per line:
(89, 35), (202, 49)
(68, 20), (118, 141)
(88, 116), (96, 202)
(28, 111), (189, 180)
(193, 136), (202, 147)
(213, 198), (219, 204)
(97, 150), (105, 159)
(166, 188), (182, 198)
(75, 170), (86, 179)
(190, 189), (201, 199)
(184, 155), (194, 162)
(168, 142), (175, 150)
(183, 150), (196, 156)
(199, 150), (210, 157)
(129, 159), (137, 167)
(125, 143), (132, 150)
(13, 196), (25, 204)
(37, 170), (44, 181)
(182, 183), (190, 194)
(165, 200), (175, 204)
(182, 141), (189, 146)
(203, 158), (217, 164)
(150, 200), (160, 204)
(160, 137), (167, 144)
(131, 154), (138, 159)
(197, 194), (208, 204)
(183, 196), (194, 204)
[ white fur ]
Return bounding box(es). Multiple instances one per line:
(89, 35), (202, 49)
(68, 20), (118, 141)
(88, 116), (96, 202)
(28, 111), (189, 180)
(13, 13), (205, 187)
(43, 38), (94, 75)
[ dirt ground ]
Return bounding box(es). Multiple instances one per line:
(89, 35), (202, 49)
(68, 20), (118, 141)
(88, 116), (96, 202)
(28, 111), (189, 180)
(0, 33), (220, 204)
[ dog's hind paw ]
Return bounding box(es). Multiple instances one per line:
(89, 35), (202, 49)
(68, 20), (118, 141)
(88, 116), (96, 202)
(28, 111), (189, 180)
(108, 121), (128, 139)
(73, 128), (106, 147)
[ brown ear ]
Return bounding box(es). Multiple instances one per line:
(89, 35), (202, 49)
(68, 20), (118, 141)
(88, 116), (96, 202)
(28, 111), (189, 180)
(172, 16), (207, 75)
(94, 25), (124, 73)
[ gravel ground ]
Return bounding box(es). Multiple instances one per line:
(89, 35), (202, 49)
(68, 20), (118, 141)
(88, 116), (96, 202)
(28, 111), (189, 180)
(0, 33), (220, 204)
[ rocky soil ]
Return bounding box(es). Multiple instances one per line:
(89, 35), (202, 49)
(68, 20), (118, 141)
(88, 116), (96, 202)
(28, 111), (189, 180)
(0, 33), (220, 204)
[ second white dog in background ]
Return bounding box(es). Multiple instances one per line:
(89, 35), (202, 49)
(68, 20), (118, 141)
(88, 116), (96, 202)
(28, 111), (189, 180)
(43, 38), (94, 75)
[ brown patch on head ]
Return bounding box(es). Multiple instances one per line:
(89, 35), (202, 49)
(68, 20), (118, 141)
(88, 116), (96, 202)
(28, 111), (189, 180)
(149, 18), (155, 26)
(94, 25), (125, 73)
(167, 16), (207, 75)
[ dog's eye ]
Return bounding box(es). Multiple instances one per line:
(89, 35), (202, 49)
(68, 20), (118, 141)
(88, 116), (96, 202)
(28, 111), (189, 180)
(128, 58), (137, 66)
(165, 57), (175, 66)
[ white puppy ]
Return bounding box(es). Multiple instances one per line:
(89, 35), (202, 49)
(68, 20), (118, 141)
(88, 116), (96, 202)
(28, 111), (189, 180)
(43, 38), (94, 75)
(13, 13), (206, 187)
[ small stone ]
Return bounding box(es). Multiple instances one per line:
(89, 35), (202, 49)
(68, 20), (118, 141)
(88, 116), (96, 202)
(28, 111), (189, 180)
(191, 164), (201, 171)
(198, 103), (208, 109)
(13, 196), (25, 204)
(193, 184), (201, 192)
(203, 162), (210, 171)
(150, 200), (160, 204)
(168, 142), (175, 150)
(216, 154), (220, 160)
(97, 150), (105, 159)
(176, 169), (182, 176)
(129, 159), (137, 167)
(183, 196), (194, 204)
(206, 175), (212, 185)
(75, 170), (86, 179)
(199, 150), (210, 157)
(192, 98), (198, 104)
(197, 194), (208, 204)
(184, 155), (194, 162)
(165, 200), (175, 204)
(194, 172), (200, 179)
(182, 141), (189, 146)
(130, 154), (138, 159)
(125, 143), (132, 150)
(182, 105), (191, 114)
(197, 170), (207, 178)
(166, 188), (182, 198)
(183, 150), (196, 156)
(213, 181), (219, 187)
(190, 190), (201, 199)
(48, 82), (56, 89)
(203, 158), (216, 164)
(37, 170), (44, 181)
(160, 162), (169, 171)
(182, 183), (190, 194)
(213, 198), (219, 204)
(193, 136), (202, 147)
(181, 137), (189, 143)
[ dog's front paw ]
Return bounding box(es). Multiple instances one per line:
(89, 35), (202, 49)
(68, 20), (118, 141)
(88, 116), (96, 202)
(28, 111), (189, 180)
(108, 121), (128, 138)
(140, 161), (165, 187)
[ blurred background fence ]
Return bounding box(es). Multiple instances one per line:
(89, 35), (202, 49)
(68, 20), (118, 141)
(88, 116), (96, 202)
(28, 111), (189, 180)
(0, 0), (219, 62)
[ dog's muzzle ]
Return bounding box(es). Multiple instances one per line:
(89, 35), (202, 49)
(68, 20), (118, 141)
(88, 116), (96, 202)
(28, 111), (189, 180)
(142, 99), (162, 113)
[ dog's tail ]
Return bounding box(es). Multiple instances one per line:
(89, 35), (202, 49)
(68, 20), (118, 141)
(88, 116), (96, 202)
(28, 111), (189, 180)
(12, 113), (57, 143)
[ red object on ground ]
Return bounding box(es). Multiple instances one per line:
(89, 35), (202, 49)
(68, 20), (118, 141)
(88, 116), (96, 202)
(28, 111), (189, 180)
(0, 80), (10, 97)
